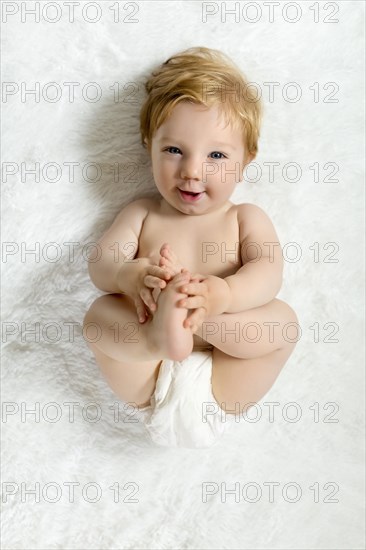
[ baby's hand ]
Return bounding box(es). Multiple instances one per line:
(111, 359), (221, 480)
(176, 273), (210, 331)
(136, 244), (184, 322)
(135, 263), (173, 323)
(176, 274), (231, 330)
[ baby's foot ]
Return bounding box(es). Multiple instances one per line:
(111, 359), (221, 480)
(149, 270), (194, 362)
(159, 243), (184, 277)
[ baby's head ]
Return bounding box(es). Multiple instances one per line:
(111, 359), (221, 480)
(140, 46), (262, 163)
(139, 47), (262, 214)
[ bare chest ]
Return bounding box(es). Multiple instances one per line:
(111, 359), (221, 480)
(137, 205), (242, 278)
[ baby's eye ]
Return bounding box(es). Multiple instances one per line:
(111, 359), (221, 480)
(209, 151), (226, 159)
(165, 146), (181, 155)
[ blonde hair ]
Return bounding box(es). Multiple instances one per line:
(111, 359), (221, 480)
(140, 46), (262, 160)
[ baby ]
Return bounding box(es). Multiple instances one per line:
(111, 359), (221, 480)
(84, 47), (299, 447)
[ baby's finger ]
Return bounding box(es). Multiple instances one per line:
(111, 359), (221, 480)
(183, 308), (205, 331)
(178, 281), (199, 295)
(146, 265), (173, 280)
(189, 273), (205, 283)
(144, 274), (167, 289)
(134, 295), (148, 323)
(139, 286), (156, 313)
(170, 271), (191, 288)
(177, 295), (206, 309)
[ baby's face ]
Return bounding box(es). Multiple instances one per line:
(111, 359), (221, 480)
(149, 102), (249, 215)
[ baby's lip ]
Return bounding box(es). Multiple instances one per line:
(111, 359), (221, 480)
(178, 188), (205, 194)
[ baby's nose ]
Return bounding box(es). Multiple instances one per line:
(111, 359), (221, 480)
(180, 157), (201, 180)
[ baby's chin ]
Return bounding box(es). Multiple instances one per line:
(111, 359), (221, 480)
(175, 202), (226, 216)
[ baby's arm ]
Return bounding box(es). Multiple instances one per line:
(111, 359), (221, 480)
(223, 203), (284, 312)
(88, 199), (147, 294)
(176, 204), (284, 328)
(87, 198), (173, 321)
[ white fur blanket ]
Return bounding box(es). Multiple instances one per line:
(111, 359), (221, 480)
(1, 1), (364, 548)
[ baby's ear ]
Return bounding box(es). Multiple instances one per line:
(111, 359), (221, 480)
(144, 139), (152, 158)
(245, 152), (255, 165)
(240, 154), (254, 173)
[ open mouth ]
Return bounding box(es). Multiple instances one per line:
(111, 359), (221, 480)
(178, 189), (205, 202)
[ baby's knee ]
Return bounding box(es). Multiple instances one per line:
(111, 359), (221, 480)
(82, 296), (111, 346)
(83, 294), (117, 325)
(285, 303), (299, 327)
(273, 299), (300, 350)
(83, 301), (98, 331)
(275, 298), (299, 325)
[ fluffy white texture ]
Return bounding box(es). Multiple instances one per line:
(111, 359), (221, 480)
(1, 1), (364, 549)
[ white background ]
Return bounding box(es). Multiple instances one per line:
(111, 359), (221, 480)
(1, 1), (365, 548)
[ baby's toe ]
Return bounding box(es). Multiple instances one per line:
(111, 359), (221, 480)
(163, 243), (177, 259)
(165, 249), (175, 261)
(172, 271), (190, 285)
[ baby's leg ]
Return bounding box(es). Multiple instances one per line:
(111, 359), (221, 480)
(89, 345), (163, 408)
(83, 272), (194, 407)
(211, 340), (297, 415)
(204, 301), (299, 414)
(195, 298), (299, 360)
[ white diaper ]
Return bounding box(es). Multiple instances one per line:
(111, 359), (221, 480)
(134, 350), (238, 448)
